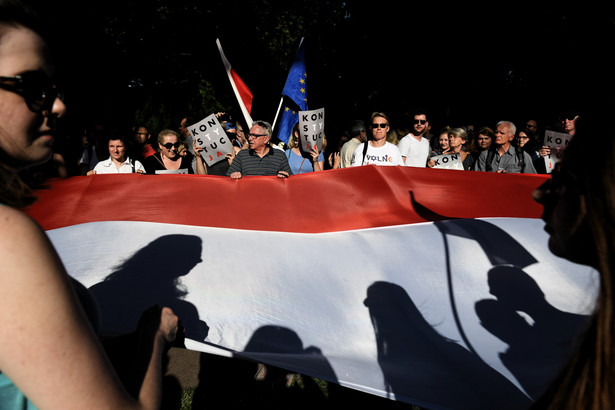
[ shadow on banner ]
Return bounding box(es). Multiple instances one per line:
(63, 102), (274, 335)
(88, 234), (209, 341)
(364, 281), (532, 409)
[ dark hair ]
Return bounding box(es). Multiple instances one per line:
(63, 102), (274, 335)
(349, 120), (366, 138)
(0, 0), (44, 35)
(534, 106), (615, 409)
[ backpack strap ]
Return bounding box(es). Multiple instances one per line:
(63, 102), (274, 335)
(361, 141), (369, 166)
(515, 146), (525, 173)
(485, 146), (496, 172)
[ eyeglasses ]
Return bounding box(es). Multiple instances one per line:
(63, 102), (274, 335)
(161, 142), (180, 149)
(372, 123), (388, 129)
(0, 71), (60, 113)
(414, 119), (427, 125)
(248, 133), (268, 138)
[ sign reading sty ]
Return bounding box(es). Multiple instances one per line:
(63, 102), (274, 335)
(189, 114), (232, 166)
(299, 108), (325, 153)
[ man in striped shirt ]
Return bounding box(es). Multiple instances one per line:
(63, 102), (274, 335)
(227, 120), (293, 179)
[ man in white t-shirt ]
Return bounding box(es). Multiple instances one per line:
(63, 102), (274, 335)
(397, 111), (430, 167)
(350, 112), (401, 167)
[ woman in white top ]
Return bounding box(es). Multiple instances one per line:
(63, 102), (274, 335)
(0, 1), (178, 408)
(88, 135), (145, 174)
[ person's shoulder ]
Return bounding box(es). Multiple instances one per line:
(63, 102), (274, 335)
(0, 206), (43, 245)
(352, 141), (366, 153)
(236, 148), (250, 157)
(342, 138), (360, 149)
(93, 158), (111, 170)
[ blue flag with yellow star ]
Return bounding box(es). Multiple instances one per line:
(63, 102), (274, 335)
(276, 41), (307, 144)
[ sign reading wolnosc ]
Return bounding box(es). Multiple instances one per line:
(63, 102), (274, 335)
(189, 114), (233, 166)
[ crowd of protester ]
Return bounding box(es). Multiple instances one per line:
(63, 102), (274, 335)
(20, 107), (580, 184)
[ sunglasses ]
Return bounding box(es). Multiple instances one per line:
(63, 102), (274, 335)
(0, 71), (60, 113)
(161, 142), (181, 149)
(248, 133), (268, 138)
(372, 123), (388, 129)
(414, 119), (427, 125)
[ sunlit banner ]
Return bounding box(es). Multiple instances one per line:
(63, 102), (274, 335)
(27, 166), (597, 409)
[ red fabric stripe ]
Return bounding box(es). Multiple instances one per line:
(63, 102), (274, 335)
(25, 166), (548, 233)
(230, 68), (253, 114)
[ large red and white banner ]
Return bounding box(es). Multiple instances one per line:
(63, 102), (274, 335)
(26, 166), (598, 409)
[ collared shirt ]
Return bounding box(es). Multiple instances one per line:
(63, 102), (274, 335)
(92, 156), (145, 174)
(226, 145), (293, 176)
(476, 145), (537, 173)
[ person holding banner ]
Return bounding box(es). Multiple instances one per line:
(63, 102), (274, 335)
(144, 129), (202, 174)
(397, 110), (431, 167)
(427, 127), (474, 170)
(532, 107), (615, 409)
(87, 135), (146, 175)
(0, 1), (179, 408)
(349, 112), (402, 167)
(285, 122), (324, 174)
(475, 121), (536, 173)
(226, 120), (292, 179)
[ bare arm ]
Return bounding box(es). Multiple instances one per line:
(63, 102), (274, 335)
(0, 206), (176, 409)
(193, 140), (208, 175)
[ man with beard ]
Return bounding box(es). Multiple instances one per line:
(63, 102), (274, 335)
(397, 110), (431, 167)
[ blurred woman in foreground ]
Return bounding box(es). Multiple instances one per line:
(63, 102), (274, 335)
(0, 1), (178, 408)
(533, 105), (615, 409)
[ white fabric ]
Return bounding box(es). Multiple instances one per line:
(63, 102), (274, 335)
(92, 156), (145, 174)
(350, 142), (402, 166)
(46, 217), (598, 409)
(398, 134), (430, 167)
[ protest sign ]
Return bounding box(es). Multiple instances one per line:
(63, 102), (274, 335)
(430, 153), (464, 170)
(299, 108), (325, 153)
(189, 114), (232, 166)
(543, 130), (571, 174)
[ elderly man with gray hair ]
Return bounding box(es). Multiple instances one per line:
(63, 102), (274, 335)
(226, 120), (293, 179)
(475, 121), (536, 173)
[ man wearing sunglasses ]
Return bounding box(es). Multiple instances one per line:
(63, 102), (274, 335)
(226, 120), (292, 179)
(349, 112), (401, 167)
(397, 110), (431, 167)
(144, 129), (203, 174)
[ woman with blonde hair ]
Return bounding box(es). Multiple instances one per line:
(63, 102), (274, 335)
(284, 122), (324, 174)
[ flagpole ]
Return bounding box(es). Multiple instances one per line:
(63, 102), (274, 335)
(216, 38), (253, 127)
(271, 97), (284, 131)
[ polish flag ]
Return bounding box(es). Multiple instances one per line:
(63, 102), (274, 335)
(26, 167), (597, 409)
(216, 38), (253, 126)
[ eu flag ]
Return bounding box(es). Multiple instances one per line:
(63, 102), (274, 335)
(276, 41), (307, 144)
